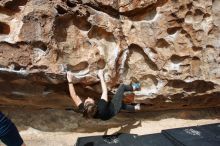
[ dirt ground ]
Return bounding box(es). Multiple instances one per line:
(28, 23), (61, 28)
(0, 107), (219, 146)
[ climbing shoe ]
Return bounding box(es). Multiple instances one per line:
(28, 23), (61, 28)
(130, 77), (141, 91)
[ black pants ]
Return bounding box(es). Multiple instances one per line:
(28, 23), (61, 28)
(111, 84), (135, 115)
(0, 112), (24, 146)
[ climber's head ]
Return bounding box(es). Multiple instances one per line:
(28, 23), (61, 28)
(84, 97), (95, 105)
(83, 97), (97, 118)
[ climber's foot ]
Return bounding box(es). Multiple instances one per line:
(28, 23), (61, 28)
(130, 77), (141, 91)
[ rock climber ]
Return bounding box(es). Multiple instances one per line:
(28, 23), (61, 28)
(0, 112), (26, 146)
(67, 70), (141, 120)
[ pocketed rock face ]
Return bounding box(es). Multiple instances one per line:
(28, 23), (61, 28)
(0, 0), (219, 111)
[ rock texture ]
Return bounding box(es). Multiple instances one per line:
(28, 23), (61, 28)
(0, 0), (220, 111)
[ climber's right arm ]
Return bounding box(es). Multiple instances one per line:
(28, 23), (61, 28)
(98, 70), (108, 102)
(67, 71), (82, 106)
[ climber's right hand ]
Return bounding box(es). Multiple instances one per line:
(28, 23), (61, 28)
(67, 71), (73, 82)
(97, 69), (104, 79)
